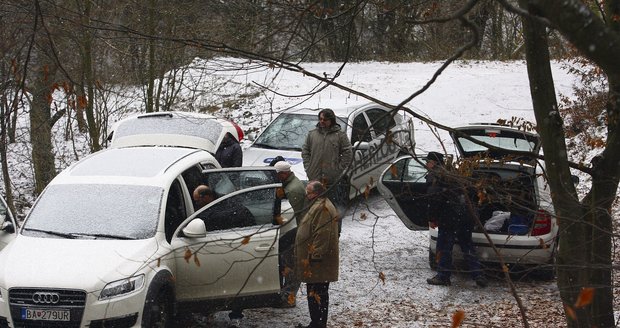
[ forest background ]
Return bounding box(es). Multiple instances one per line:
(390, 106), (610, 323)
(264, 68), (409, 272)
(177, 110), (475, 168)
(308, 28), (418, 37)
(0, 1), (618, 327)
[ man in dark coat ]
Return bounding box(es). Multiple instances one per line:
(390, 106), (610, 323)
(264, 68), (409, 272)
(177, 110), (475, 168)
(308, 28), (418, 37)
(424, 152), (487, 287)
(215, 132), (242, 168)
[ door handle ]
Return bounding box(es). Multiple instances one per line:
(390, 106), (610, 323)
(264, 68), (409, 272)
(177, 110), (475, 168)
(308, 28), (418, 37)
(255, 245), (274, 252)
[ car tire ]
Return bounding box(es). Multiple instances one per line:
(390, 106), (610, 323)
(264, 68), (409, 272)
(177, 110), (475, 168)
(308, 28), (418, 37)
(428, 249), (437, 270)
(142, 286), (174, 328)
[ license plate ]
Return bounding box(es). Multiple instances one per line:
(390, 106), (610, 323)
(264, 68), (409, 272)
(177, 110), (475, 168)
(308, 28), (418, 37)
(21, 308), (70, 321)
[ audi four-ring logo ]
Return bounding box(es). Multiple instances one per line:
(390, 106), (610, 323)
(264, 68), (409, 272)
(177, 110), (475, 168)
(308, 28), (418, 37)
(32, 292), (60, 304)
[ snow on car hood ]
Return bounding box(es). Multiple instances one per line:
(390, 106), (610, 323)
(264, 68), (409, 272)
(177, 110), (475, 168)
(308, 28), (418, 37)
(243, 148), (307, 181)
(0, 236), (161, 290)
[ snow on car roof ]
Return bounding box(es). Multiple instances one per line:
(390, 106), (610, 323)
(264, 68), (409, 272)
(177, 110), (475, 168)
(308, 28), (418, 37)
(281, 102), (385, 119)
(60, 147), (210, 181)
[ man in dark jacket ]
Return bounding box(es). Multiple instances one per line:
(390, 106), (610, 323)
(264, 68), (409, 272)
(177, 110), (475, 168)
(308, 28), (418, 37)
(424, 152), (487, 287)
(215, 132), (242, 168)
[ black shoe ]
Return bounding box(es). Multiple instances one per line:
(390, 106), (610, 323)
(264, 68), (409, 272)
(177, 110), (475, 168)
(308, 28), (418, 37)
(474, 276), (488, 288)
(426, 275), (451, 286)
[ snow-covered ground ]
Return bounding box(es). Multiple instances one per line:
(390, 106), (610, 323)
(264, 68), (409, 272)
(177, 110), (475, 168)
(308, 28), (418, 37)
(2, 59), (615, 327)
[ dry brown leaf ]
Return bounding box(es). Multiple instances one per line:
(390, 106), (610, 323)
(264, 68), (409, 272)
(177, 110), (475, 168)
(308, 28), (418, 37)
(389, 164), (398, 178)
(308, 244), (316, 254)
(184, 248), (192, 264)
(539, 238), (548, 249)
(564, 303), (577, 320)
(451, 310), (465, 328)
(574, 287), (595, 308)
(194, 254), (201, 267)
(241, 236), (251, 245)
(287, 293), (296, 306)
(309, 290), (321, 304)
(156, 258), (161, 267)
(363, 185), (371, 199)
(274, 215), (284, 225)
(379, 272), (386, 285)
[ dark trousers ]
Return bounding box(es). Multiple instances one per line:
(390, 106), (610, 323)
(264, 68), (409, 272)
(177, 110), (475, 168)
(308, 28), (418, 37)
(436, 225), (483, 280)
(306, 282), (329, 328)
(279, 228), (300, 300)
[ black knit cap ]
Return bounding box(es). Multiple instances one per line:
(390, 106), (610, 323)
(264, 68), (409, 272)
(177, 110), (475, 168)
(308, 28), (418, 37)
(425, 152), (444, 164)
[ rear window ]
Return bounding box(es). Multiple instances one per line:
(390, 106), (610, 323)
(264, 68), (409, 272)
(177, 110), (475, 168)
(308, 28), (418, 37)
(114, 114), (223, 145)
(455, 128), (538, 156)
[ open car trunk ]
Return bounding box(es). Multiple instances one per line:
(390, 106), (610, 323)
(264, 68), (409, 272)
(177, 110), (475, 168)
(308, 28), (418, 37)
(470, 165), (538, 235)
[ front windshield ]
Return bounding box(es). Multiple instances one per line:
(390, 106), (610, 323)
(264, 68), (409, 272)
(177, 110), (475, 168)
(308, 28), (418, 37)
(22, 184), (163, 240)
(254, 113), (347, 151)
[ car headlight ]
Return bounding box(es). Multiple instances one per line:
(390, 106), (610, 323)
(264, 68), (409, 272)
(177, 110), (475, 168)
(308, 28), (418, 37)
(99, 275), (145, 300)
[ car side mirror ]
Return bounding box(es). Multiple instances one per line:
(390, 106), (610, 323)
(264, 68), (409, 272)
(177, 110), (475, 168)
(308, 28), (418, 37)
(247, 132), (257, 141)
(353, 141), (370, 150)
(182, 218), (207, 238)
(1, 221), (15, 234)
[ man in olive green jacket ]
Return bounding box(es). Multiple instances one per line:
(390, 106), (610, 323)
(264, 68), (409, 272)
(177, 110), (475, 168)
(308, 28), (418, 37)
(301, 108), (353, 207)
(295, 181), (340, 328)
(273, 160), (306, 307)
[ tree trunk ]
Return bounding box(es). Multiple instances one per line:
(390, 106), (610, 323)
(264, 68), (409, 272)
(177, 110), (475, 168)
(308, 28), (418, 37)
(0, 97), (15, 214)
(81, 0), (101, 152)
(522, 1), (618, 326)
(29, 64), (57, 195)
(145, 0), (156, 113)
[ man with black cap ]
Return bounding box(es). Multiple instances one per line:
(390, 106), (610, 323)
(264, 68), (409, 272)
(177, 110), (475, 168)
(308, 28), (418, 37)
(424, 151), (487, 287)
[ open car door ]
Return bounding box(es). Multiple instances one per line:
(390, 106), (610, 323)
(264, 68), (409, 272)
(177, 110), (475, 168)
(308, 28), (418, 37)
(172, 167), (284, 302)
(0, 195), (18, 252)
(377, 156), (429, 230)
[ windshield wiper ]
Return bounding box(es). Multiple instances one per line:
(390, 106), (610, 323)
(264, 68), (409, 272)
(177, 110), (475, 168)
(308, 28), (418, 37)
(252, 142), (278, 149)
(23, 227), (77, 239)
(71, 232), (136, 240)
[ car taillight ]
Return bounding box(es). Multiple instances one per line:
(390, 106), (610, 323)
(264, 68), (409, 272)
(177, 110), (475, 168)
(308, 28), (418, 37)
(531, 210), (552, 236)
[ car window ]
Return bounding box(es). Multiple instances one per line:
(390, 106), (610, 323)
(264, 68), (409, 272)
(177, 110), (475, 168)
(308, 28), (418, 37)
(253, 113), (348, 151)
(181, 165), (204, 207)
(452, 128), (540, 158)
(202, 169), (278, 197)
(351, 114), (371, 144)
(165, 179), (187, 243)
(254, 114), (316, 151)
(194, 187), (279, 231)
(22, 184), (162, 240)
(113, 114), (223, 146)
(403, 158), (428, 182)
(382, 157), (427, 183)
(365, 108), (395, 136)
